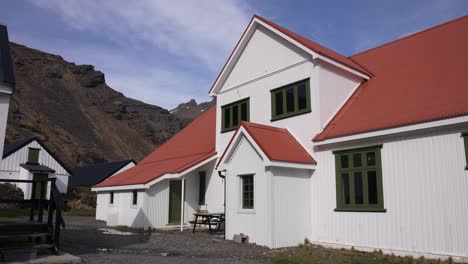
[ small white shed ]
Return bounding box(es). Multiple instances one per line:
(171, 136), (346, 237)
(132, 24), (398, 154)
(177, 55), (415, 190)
(0, 137), (72, 198)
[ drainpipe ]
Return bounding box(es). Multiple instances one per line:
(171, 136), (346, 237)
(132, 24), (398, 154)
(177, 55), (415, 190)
(180, 177), (185, 232)
(217, 170), (226, 238)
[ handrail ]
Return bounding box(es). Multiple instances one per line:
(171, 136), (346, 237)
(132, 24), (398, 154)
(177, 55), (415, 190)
(0, 178), (53, 183)
(0, 177), (65, 254)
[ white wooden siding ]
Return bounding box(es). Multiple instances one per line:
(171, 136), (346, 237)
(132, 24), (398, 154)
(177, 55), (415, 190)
(0, 94), (9, 156)
(145, 180), (169, 228)
(225, 136), (273, 247)
(222, 25), (310, 92)
(98, 190), (149, 227)
(311, 128), (468, 259)
(318, 61), (362, 128)
(271, 167), (311, 248)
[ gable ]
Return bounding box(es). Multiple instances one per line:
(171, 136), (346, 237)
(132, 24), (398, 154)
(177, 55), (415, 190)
(1, 140), (70, 175)
(226, 135), (263, 169)
(220, 25), (310, 93)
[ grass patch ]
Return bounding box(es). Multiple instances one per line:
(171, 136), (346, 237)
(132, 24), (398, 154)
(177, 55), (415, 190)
(63, 208), (95, 217)
(270, 242), (463, 264)
(0, 207), (95, 219)
(0, 208), (30, 219)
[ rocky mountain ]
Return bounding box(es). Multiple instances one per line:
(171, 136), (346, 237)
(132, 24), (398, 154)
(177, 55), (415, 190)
(170, 99), (215, 125)
(6, 42), (211, 168)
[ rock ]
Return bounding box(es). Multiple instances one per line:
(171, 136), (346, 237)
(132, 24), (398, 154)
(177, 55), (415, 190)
(45, 65), (63, 79)
(81, 71), (105, 87)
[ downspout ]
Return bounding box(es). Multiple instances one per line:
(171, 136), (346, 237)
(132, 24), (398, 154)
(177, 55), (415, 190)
(218, 170), (226, 239)
(180, 177), (185, 232)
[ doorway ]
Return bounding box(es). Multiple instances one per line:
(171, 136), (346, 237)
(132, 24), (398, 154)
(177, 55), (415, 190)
(168, 180), (182, 224)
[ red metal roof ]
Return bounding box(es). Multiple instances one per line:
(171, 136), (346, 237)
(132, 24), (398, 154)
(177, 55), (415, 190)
(218, 121), (316, 168)
(314, 15), (468, 142)
(208, 15), (371, 94)
(94, 106), (216, 188)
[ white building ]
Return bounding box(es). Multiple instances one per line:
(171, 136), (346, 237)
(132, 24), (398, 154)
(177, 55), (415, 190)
(1, 138), (72, 197)
(93, 15), (468, 261)
(0, 24), (15, 156)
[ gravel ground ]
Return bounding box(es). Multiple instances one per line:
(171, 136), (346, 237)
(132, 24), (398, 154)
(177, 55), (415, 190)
(61, 216), (270, 264)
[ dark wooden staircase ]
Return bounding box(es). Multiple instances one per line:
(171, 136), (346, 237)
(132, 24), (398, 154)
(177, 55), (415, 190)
(0, 178), (65, 262)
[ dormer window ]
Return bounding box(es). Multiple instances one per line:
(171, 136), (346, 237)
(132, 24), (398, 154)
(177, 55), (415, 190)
(221, 98), (249, 132)
(28, 148), (40, 164)
(271, 79), (311, 121)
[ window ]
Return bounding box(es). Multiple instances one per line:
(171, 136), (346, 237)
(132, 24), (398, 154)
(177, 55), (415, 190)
(221, 98), (249, 132)
(110, 192), (114, 205)
(463, 133), (468, 170)
(241, 175), (254, 209)
(132, 191), (137, 205)
(334, 146), (385, 212)
(198, 171), (206, 205)
(28, 148), (40, 164)
(271, 79), (311, 121)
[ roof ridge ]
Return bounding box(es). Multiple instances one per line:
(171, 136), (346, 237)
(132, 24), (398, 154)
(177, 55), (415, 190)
(242, 121), (286, 131)
(73, 159), (132, 169)
(139, 150), (215, 166)
(351, 15), (468, 58)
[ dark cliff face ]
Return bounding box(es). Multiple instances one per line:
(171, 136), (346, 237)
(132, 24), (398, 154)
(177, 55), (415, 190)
(5, 42), (210, 168)
(170, 99), (215, 125)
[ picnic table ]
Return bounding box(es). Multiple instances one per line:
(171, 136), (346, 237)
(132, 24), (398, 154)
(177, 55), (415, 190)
(190, 212), (224, 234)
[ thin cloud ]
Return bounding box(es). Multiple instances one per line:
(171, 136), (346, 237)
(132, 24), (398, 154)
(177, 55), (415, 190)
(31, 0), (253, 108)
(33, 0), (252, 71)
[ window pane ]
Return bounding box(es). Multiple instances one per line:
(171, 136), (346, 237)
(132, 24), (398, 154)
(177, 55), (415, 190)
(275, 92), (283, 116)
(199, 172), (206, 205)
(341, 173), (350, 204)
(28, 149), (40, 164)
(368, 171), (378, 204)
(340, 155), (349, 169)
(132, 191), (137, 205)
(232, 105), (239, 127)
(353, 153), (362, 167)
(297, 84), (307, 110)
(240, 102), (248, 121)
(242, 175), (254, 209)
(286, 87), (295, 113)
(110, 192), (114, 204)
(366, 152), (376, 166)
(224, 108), (231, 129)
(354, 172), (363, 204)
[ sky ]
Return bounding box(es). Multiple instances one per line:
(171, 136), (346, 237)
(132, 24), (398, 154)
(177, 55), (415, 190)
(1, 0), (467, 109)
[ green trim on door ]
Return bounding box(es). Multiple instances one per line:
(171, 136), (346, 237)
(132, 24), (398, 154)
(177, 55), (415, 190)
(32, 173), (48, 199)
(169, 180), (182, 224)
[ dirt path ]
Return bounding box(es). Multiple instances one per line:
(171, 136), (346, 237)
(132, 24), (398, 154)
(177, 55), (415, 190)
(61, 216), (269, 264)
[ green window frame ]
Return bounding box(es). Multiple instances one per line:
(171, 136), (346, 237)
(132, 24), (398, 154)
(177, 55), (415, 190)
(221, 98), (250, 133)
(198, 171), (206, 205)
(28, 148), (40, 164)
(463, 133), (468, 170)
(334, 145), (385, 212)
(241, 174), (254, 209)
(271, 79), (311, 121)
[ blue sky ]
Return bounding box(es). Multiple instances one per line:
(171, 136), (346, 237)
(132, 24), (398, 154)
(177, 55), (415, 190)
(1, 1), (467, 109)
